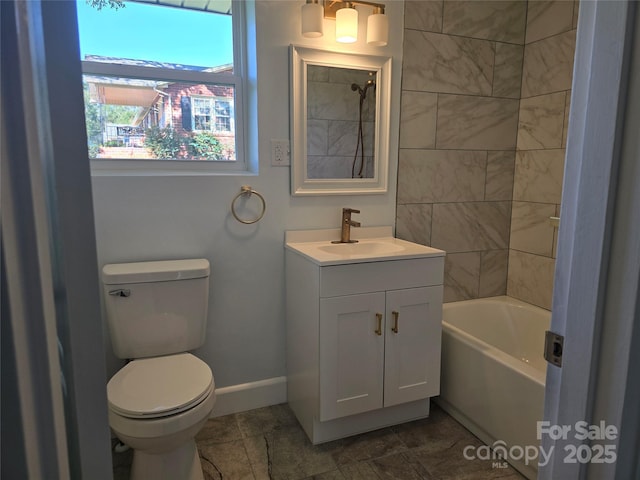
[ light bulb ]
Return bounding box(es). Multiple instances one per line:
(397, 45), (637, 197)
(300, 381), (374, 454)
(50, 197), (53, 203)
(335, 4), (358, 43)
(302, 0), (324, 38)
(366, 9), (388, 46)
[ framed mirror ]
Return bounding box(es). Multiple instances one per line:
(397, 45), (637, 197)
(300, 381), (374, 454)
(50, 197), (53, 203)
(290, 46), (391, 196)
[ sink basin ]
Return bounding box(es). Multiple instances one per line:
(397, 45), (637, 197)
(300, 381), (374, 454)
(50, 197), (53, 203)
(285, 227), (445, 266)
(317, 241), (406, 256)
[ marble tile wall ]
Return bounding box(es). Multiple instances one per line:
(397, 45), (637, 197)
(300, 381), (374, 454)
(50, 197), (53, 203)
(508, 0), (578, 309)
(397, 0), (578, 307)
(397, 0), (525, 302)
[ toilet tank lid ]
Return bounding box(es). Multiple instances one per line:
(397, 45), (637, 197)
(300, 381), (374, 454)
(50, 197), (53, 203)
(102, 259), (210, 285)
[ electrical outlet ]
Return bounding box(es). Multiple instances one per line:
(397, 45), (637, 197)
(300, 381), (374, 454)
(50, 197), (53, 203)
(271, 139), (290, 166)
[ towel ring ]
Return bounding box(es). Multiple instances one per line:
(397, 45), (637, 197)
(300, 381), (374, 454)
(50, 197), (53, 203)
(231, 186), (266, 224)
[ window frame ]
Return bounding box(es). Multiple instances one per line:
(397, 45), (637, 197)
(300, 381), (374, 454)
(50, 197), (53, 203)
(84, 0), (248, 175)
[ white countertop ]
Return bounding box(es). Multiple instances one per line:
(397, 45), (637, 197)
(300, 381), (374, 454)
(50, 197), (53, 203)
(285, 226), (446, 266)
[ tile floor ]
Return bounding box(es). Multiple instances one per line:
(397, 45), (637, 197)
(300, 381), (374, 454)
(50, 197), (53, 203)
(113, 402), (525, 480)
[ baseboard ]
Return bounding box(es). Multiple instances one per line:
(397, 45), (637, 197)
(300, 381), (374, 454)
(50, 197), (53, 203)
(210, 376), (287, 417)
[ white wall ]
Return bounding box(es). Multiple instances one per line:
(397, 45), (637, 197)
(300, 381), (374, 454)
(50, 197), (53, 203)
(92, 0), (404, 389)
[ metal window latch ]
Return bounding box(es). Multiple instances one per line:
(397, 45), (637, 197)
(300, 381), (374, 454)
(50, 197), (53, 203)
(544, 330), (564, 367)
(108, 289), (131, 297)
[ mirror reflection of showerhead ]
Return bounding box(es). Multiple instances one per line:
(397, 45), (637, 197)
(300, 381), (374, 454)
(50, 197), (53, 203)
(351, 80), (376, 101)
(350, 75), (376, 178)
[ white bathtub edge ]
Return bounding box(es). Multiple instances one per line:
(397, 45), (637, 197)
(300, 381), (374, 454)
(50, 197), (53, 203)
(443, 295), (545, 311)
(435, 397), (538, 480)
(442, 322), (546, 385)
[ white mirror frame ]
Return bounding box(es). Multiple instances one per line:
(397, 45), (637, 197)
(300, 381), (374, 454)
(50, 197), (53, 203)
(290, 45), (391, 196)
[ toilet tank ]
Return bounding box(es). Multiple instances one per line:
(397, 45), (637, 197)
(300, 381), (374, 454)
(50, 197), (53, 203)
(102, 259), (210, 359)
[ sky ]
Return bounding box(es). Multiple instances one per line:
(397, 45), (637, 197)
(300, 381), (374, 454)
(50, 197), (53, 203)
(75, 0), (234, 68)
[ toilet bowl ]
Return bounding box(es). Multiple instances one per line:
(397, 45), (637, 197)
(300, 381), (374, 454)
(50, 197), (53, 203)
(102, 259), (214, 480)
(107, 353), (216, 480)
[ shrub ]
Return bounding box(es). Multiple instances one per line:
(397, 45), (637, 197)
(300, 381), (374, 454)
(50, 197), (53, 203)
(88, 144), (101, 159)
(144, 126), (183, 159)
(186, 132), (224, 160)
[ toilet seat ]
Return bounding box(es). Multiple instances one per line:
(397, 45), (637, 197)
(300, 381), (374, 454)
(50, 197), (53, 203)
(108, 353), (213, 419)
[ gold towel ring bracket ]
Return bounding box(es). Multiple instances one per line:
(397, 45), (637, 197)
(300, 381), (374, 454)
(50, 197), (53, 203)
(231, 186), (266, 224)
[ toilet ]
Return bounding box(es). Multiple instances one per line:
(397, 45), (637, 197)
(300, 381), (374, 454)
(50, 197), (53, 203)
(102, 259), (215, 480)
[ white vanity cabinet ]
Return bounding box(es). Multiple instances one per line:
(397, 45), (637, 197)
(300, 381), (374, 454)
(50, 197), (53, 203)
(285, 229), (445, 444)
(320, 284), (443, 422)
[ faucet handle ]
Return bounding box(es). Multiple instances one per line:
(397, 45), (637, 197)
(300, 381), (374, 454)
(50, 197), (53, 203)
(344, 207), (360, 214)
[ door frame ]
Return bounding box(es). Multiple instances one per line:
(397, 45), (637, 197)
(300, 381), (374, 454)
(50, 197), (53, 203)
(541, 1), (640, 478)
(1, 1), (112, 478)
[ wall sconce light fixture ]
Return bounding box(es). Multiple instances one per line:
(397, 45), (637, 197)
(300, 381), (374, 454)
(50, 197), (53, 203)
(335, 2), (358, 43)
(301, 0), (324, 38)
(301, 0), (388, 47)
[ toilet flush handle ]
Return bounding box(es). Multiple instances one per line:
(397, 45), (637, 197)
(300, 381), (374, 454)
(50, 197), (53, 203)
(108, 289), (131, 297)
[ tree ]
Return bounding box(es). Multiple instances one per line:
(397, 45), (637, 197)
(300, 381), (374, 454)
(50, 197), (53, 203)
(104, 105), (139, 125)
(86, 0), (125, 11)
(83, 82), (102, 145)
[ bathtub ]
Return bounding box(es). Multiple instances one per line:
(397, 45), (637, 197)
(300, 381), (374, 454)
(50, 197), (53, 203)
(437, 296), (550, 479)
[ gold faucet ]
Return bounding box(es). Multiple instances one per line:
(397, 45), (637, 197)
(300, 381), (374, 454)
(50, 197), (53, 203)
(333, 208), (361, 243)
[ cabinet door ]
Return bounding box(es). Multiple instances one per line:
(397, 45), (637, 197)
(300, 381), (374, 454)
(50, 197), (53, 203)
(319, 293), (385, 421)
(384, 286), (443, 407)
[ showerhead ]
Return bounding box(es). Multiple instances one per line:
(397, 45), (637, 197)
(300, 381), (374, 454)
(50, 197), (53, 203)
(351, 80), (375, 101)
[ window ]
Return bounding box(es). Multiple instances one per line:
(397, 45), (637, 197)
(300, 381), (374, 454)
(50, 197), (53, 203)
(215, 100), (233, 132)
(76, 0), (247, 170)
(192, 97), (234, 133)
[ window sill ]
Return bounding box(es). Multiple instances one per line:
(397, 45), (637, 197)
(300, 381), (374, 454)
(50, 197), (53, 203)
(89, 159), (257, 177)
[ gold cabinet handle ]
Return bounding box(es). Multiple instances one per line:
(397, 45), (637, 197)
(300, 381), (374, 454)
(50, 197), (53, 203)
(375, 313), (382, 336)
(391, 311), (399, 333)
